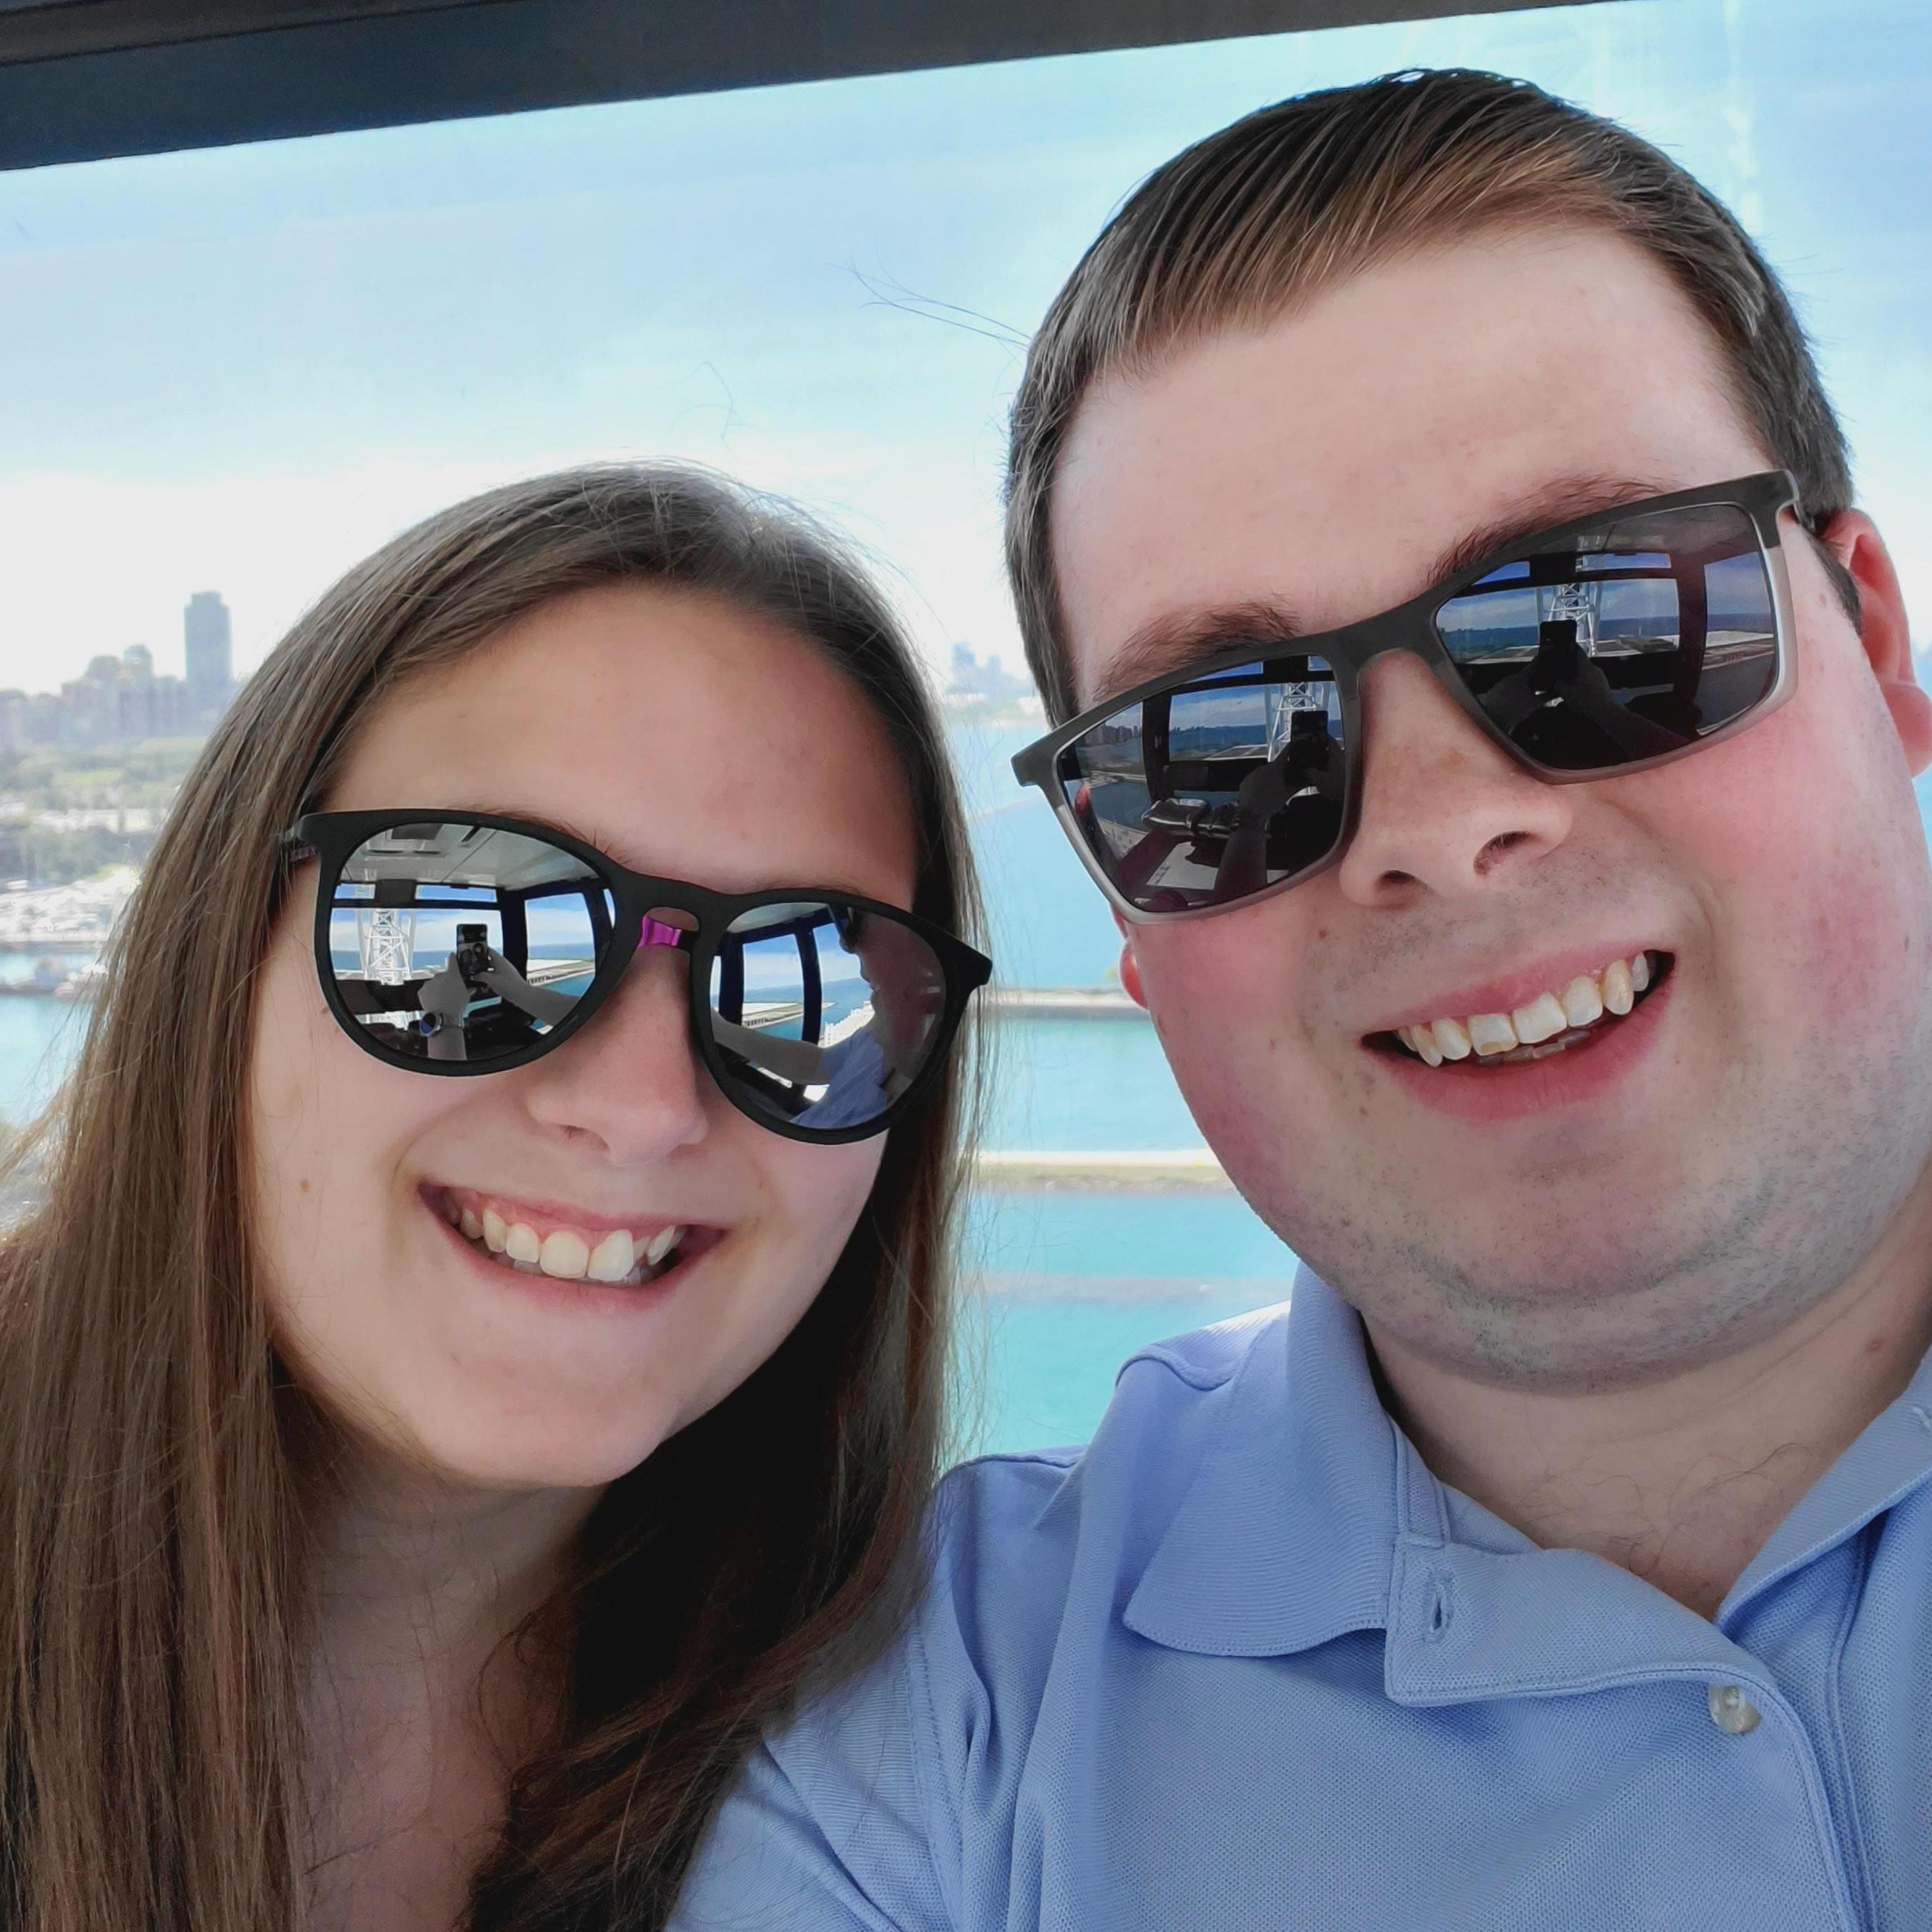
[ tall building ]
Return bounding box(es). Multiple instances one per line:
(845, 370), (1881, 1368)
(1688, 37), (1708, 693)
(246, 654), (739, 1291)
(183, 591), (234, 723)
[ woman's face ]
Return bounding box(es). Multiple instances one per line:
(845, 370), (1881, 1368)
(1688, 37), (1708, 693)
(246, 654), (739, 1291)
(250, 584), (918, 1491)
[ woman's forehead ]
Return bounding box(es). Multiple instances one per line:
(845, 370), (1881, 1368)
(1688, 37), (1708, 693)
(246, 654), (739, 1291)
(330, 582), (918, 897)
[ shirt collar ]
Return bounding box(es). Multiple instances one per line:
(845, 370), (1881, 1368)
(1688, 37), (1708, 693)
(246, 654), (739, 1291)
(1121, 1268), (1401, 1657)
(1121, 1267), (1932, 1697)
(1719, 1328), (1932, 1623)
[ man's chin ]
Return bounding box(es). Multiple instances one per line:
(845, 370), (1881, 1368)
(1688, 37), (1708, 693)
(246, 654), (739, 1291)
(1260, 1164), (1808, 1380)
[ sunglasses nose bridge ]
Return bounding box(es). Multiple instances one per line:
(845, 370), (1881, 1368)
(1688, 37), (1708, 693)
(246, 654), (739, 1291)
(1342, 605), (1443, 682)
(638, 912), (695, 953)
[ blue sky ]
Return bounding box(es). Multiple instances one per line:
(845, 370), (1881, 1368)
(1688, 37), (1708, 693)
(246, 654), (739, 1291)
(0, 0), (1927, 690)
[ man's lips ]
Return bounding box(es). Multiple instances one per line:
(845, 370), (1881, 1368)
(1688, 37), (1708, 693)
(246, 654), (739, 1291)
(1363, 940), (1669, 1040)
(1366, 961), (1674, 1122)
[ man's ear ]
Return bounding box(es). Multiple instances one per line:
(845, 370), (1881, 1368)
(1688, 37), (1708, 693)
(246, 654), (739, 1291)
(1113, 913), (1148, 1009)
(1818, 509), (1932, 772)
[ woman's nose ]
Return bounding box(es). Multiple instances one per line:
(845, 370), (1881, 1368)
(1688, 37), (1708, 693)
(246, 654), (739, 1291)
(516, 941), (710, 1161)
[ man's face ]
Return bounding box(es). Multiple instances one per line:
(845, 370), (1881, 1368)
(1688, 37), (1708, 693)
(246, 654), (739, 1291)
(1051, 226), (1932, 1389)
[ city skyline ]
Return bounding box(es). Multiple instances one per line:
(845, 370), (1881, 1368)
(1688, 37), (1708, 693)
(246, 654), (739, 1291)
(0, 589), (234, 750)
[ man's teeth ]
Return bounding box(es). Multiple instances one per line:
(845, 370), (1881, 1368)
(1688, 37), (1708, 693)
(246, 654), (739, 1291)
(446, 1197), (687, 1284)
(1396, 953), (1656, 1066)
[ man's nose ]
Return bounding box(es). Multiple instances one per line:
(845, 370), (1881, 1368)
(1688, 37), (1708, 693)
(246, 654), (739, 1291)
(1333, 651), (1574, 906)
(517, 941), (710, 1160)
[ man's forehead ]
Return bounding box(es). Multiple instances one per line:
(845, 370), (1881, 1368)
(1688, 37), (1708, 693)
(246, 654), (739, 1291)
(1049, 227), (1757, 712)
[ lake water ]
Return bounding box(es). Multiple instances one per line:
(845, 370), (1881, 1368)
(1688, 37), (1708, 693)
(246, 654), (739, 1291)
(9, 727), (1902, 1456)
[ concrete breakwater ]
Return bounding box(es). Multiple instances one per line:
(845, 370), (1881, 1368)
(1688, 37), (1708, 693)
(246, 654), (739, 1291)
(981, 986), (1144, 1020)
(971, 1147), (1228, 1192)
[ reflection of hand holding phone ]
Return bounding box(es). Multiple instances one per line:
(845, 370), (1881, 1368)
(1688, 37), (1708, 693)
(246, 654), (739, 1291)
(455, 923), (492, 990)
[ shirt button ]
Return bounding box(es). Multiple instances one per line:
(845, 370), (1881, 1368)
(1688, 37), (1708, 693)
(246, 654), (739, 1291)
(1707, 1684), (1761, 1735)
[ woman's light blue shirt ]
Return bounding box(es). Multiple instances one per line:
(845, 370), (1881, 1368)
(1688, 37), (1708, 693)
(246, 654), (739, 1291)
(674, 1272), (1932, 1930)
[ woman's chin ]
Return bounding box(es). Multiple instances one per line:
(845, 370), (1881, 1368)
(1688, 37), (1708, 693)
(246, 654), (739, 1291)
(336, 1398), (675, 1500)
(437, 1420), (673, 1494)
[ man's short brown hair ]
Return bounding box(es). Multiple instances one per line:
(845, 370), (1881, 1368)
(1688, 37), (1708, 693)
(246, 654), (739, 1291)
(1004, 67), (1856, 720)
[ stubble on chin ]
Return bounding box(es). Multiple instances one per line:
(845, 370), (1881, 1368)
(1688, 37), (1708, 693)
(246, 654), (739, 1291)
(1196, 999), (1932, 1395)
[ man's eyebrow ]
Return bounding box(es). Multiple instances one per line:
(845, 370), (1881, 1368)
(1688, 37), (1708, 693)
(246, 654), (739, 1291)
(1087, 599), (1305, 712)
(1079, 474), (1674, 713)
(1422, 473), (1675, 587)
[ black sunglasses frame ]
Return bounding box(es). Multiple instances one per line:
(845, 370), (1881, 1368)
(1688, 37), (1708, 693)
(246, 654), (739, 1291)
(1012, 471), (1801, 925)
(283, 809), (991, 1144)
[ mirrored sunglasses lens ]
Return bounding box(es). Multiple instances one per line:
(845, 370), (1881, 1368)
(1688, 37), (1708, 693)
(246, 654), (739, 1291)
(327, 822), (612, 1066)
(1436, 501), (1778, 772)
(709, 901), (947, 1133)
(1052, 657), (1346, 914)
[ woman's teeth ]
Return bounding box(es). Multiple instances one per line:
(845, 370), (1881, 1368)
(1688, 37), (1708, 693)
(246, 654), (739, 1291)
(1394, 952), (1658, 1068)
(443, 1195), (687, 1285)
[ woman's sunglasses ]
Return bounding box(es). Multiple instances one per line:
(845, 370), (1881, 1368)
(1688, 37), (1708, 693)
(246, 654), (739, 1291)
(1013, 472), (1800, 922)
(283, 811), (991, 1144)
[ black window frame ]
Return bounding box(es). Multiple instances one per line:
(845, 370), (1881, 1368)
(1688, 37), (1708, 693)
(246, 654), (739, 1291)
(0, 0), (1613, 173)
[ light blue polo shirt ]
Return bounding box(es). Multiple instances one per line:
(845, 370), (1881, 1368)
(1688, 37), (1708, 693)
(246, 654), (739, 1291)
(673, 1271), (1932, 1930)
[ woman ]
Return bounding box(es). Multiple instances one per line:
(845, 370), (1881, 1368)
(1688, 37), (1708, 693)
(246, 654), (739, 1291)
(0, 466), (989, 1931)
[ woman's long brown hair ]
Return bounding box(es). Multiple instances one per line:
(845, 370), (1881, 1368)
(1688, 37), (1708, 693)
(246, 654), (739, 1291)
(0, 465), (984, 1930)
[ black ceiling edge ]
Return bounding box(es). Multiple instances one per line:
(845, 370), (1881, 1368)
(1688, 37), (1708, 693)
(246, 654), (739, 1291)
(0, 0), (1609, 174)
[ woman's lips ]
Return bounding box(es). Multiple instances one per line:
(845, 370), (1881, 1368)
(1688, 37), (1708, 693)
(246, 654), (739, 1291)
(423, 1183), (724, 1288)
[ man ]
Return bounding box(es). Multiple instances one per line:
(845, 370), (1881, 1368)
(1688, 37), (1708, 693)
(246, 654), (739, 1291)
(676, 69), (1932, 1928)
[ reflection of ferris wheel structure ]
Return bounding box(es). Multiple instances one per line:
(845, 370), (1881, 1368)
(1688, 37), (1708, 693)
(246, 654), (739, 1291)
(1265, 679), (1333, 757)
(1541, 577), (1601, 652)
(358, 906), (416, 985)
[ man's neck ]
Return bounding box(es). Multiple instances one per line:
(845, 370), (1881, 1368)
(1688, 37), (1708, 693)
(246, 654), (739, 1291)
(1365, 1187), (1932, 1622)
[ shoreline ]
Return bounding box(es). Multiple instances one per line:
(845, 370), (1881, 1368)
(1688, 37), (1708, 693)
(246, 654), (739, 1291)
(971, 1147), (1229, 1192)
(981, 986), (1144, 1020)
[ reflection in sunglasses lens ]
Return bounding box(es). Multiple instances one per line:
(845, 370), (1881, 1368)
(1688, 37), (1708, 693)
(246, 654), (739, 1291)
(1053, 657), (1346, 915)
(1438, 501), (1776, 773)
(710, 901), (946, 1131)
(327, 823), (610, 1066)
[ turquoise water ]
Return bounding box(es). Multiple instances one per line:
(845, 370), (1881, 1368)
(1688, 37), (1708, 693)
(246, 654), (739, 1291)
(0, 996), (85, 1126)
(979, 1014), (1200, 1150)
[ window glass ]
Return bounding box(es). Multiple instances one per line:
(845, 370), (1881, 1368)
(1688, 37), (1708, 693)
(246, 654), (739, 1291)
(1, 0), (1926, 1451)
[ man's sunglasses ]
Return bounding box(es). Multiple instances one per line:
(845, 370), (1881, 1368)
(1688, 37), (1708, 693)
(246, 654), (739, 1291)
(1013, 472), (1800, 922)
(283, 811), (991, 1144)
